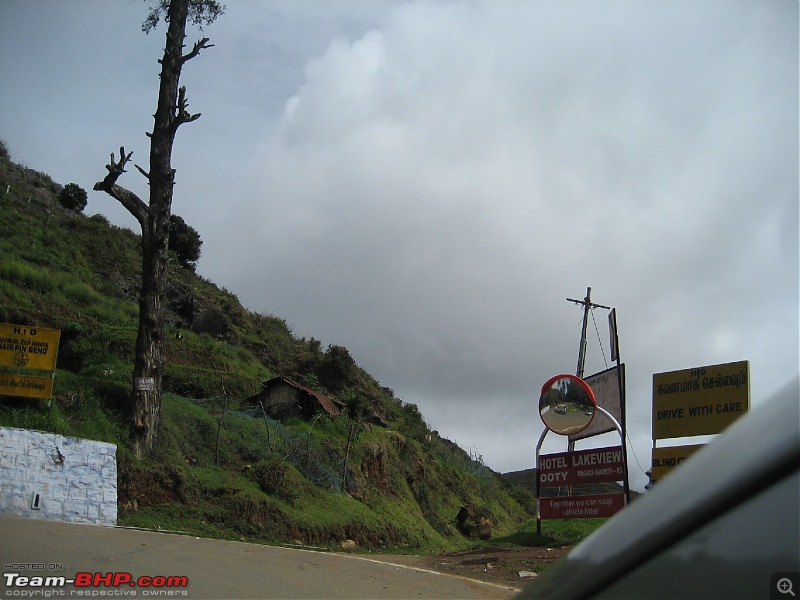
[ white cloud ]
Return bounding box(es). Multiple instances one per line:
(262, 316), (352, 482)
(214, 1), (797, 486)
(1, 0), (796, 489)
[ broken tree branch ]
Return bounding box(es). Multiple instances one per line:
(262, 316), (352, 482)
(105, 146), (133, 181)
(93, 146), (149, 229)
(135, 163), (150, 180)
(182, 37), (213, 63)
(174, 86), (201, 129)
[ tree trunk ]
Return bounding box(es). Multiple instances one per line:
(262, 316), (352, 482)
(128, 0), (189, 459)
(130, 217), (170, 458)
(95, 0), (213, 459)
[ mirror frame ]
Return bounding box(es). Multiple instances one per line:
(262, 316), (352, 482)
(539, 373), (597, 436)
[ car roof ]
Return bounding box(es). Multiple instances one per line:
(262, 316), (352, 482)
(519, 376), (800, 599)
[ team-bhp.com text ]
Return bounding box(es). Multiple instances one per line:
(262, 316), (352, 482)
(3, 572), (188, 597)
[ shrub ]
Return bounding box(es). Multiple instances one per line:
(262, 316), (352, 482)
(33, 171), (55, 190)
(248, 459), (301, 504)
(88, 213), (110, 226)
(318, 344), (356, 392)
(169, 214), (202, 271)
(58, 183), (88, 212)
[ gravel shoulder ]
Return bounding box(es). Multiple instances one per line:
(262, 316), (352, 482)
(369, 545), (573, 591)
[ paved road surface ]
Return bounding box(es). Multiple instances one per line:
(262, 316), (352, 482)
(0, 516), (517, 599)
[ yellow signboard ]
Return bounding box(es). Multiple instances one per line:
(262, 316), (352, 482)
(0, 373), (54, 399)
(0, 324), (61, 372)
(652, 360), (749, 439)
(651, 444), (704, 481)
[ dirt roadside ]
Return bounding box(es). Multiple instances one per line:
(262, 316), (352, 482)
(370, 544), (573, 591)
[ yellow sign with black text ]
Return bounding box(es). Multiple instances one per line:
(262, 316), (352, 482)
(652, 360), (749, 439)
(0, 323), (61, 372)
(0, 373), (54, 399)
(651, 444), (704, 481)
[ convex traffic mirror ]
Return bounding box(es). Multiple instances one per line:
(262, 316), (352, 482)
(539, 374), (596, 435)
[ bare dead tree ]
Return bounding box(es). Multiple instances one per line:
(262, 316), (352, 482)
(94, 0), (222, 458)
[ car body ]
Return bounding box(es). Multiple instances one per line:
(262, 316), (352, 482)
(519, 377), (800, 599)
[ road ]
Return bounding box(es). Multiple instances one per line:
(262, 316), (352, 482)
(0, 516), (517, 599)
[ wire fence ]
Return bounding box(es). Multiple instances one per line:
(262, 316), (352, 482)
(188, 396), (344, 491)
(184, 393), (492, 494)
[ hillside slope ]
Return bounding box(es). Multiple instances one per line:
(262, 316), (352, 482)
(0, 145), (536, 552)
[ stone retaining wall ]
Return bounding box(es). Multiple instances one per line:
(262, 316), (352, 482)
(0, 427), (117, 525)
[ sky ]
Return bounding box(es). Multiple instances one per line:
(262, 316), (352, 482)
(1, 1), (797, 492)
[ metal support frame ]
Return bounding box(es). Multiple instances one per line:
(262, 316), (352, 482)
(536, 406), (626, 535)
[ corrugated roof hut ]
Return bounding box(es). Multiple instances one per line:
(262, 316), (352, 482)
(247, 376), (343, 421)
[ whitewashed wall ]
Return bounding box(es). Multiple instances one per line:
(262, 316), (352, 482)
(0, 427), (117, 525)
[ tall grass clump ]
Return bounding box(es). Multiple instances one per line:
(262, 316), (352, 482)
(0, 260), (55, 293)
(62, 282), (103, 306)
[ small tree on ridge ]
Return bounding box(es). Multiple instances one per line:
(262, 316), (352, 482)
(58, 183), (88, 212)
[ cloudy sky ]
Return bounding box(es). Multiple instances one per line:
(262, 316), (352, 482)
(1, 1), (797, 491)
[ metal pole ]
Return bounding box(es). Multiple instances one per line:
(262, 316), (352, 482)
(595, 405), (628, 507)
(618, 364), (631, 504)
(535, 427), (548, 536)
(577, 287), (591, 378)
(609, 308), (631, 503)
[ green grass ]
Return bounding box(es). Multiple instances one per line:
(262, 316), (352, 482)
(492, 517), (608, 547)
(0, 150), (599, 556)
(0, 260), (55, 294)
(0, 370), (129, 447)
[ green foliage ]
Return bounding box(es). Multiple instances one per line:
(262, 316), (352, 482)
(62, 282), (103, 306)
(0, 138), (9, 161)
(169, 214), (202, 271)
(395, 401), (430, 441)
(0, 398), (70, 434)
(142, 0), (226, 34)
(0, 372), (129, 447)
(541, 518), (608, 545)
(0, 260), (54, 293)
(341, 389), (373, 422)
(88, 213), (110, 226)
(0, 278), (32, 310)
(58, 183), (88, 212)
(247, 459), (303, 504)
(317, 344), (356, 392)
(59, 322), (136, 375)
(32, 170), (54, 190)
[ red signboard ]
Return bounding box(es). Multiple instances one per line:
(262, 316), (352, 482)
(539, 445), (625, 486)
(539, 493), (625, 520)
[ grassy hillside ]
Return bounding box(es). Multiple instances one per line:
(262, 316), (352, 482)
(0, 142), (548, 553)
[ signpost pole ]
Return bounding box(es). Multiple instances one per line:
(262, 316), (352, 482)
(576, 287), (590, 379)
(565, 289), (611, 457)
(567, 287), (611, 379)
(609, 308), (631, 504)
(618, 365), (631, 504)
(535, 427), (548, 536)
